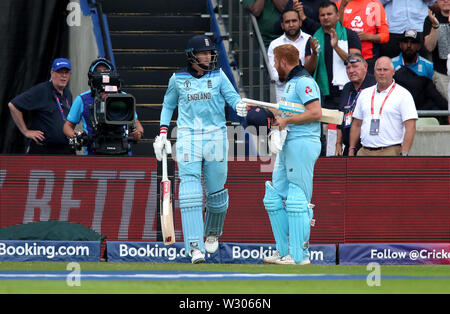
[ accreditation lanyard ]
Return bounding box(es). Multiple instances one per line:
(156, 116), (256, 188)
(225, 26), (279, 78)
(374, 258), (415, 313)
(53, 90), (68, 120)
(370, 83), (396, 117)
(369, 83), (396, 135)
(343, 89), (361, 127)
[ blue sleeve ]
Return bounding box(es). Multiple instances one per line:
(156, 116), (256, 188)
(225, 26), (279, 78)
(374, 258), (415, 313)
(66, 95), (84, 124)
(426, 63), (434, 80)
(295, 76), (320, 106)
(219, 69), (241, 111)
(160, 74), (178, 127)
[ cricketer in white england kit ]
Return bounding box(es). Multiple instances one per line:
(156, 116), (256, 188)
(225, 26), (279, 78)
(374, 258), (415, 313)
(263, 65), (321, 263)
(159, 65), (242, 255)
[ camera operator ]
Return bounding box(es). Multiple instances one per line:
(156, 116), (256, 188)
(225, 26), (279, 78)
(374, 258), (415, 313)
(63, 58), (143, 155)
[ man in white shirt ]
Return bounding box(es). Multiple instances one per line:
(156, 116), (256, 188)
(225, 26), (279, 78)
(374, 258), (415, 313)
(349, 57), (418, 156)
(268, 8), (311, 102)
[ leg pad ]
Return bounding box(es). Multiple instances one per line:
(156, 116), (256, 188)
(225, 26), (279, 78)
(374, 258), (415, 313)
(263, 181), (288, 256)
(204, 189), (228, 237)
(179, 177), (204, 253)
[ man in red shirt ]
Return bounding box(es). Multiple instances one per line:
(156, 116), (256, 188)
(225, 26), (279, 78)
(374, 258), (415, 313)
(336, 0), (389, 73)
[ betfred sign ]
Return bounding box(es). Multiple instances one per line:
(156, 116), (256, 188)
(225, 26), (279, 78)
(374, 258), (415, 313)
(0, 156), (158, 241)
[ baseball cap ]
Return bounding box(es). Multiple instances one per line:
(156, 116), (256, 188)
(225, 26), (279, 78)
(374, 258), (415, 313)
(52, 58), (72, 71)
(246, 106), (274, 128)
(401, 30), (421, 43)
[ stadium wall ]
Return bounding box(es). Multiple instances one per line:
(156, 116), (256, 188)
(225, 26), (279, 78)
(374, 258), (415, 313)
(0, 156), (448, 245)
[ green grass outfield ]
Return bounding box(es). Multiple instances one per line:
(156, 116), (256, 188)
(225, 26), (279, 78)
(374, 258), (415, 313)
(0, 262), (449, 294)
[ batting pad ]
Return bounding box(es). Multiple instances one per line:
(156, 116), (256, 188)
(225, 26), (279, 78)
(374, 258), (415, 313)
(263, 181), (289, 257)
(179, 177), (205, 253)
(285, 183), (309, 263)
(204, 189), (228, 237)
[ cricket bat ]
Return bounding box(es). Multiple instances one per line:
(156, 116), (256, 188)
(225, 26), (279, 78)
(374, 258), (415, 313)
(160, 147), (175, 245)
(242, 98), (344, 125)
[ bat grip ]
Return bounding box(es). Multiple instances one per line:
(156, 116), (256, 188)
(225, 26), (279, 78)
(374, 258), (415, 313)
(161, 148), (168, 181)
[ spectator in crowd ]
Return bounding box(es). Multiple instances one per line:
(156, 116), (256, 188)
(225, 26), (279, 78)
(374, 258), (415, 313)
(392, 30), (434, 80)
(63, 58), (144, 155)
(243, 0), (290, 48)
(304, 0), (362, 110)
(275, 0), (323, 36)
(268, 8), (311, 101)
(424, 0), (450, 103)
(379, 0), (436, 58)
(392, 29), (447, 122)
(349, 57), (418, 156)
(336, 0), (390, 73)
(8, 58), (75, 155)
(336, 53), (376, 156)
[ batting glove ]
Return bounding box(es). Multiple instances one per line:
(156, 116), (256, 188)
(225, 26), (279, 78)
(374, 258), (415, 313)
(235, 101), (248, 117)
(153, 126), (172, 161)
(268, 127), (287, 155)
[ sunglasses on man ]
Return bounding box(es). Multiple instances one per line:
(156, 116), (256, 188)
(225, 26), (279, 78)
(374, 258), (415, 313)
(344, 58), (363, 66)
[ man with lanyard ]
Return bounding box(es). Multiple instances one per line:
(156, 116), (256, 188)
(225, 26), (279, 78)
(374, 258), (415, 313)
(63, 58), (144, 155)
(262, 44), (322, 265)
(349, 56), (418, 157)
(8, 58), (74, 155)
(336, 53), (376, 156)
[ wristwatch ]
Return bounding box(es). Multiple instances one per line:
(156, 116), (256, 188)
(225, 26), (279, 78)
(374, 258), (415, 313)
(401, 152), (408, 157)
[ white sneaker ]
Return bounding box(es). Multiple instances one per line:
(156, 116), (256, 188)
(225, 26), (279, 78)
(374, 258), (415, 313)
(191, 249), (205, 264)
(299, 259), (311, 265)
(274, 254), (296, 265)
(263, 250), (281, 264)
(275, 255), (311, 265)
(205, 235), (219, 254)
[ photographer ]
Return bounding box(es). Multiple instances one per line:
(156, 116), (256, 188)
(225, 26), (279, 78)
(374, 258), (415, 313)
(63, 58), (143, 155)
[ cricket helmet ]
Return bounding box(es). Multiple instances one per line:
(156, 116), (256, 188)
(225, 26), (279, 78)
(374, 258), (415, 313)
(185, 35), (218, 71)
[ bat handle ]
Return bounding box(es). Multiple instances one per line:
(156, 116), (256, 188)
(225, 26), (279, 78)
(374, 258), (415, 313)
(162, 147), (168, 181)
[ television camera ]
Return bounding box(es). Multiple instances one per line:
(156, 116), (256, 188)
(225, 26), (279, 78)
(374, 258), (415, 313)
(84, 63), (137, 155)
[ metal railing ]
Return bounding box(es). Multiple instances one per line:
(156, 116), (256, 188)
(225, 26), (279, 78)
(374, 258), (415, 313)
(216, 0), (276, 103)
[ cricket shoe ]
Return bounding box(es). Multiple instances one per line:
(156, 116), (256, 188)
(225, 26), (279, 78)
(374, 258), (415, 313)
(205, 235), (219, 254)
(263, 250), (281, 264)
(299, 259), (311, 265)
(275, 255), (311, 265)
(191, 249), (206, 264)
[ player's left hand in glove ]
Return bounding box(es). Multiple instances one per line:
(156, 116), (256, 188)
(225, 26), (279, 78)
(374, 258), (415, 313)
(153, 126), (172, 161)
(268, 127), (287, 155)
(235, 101), (248, 117)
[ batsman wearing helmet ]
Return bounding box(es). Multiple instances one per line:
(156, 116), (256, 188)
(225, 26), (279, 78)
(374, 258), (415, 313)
(263, 44), (322, 265)
(153, 35), (247, 264)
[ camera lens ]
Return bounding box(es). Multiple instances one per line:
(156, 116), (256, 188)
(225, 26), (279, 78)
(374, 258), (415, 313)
(106, 99), (132, 121)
